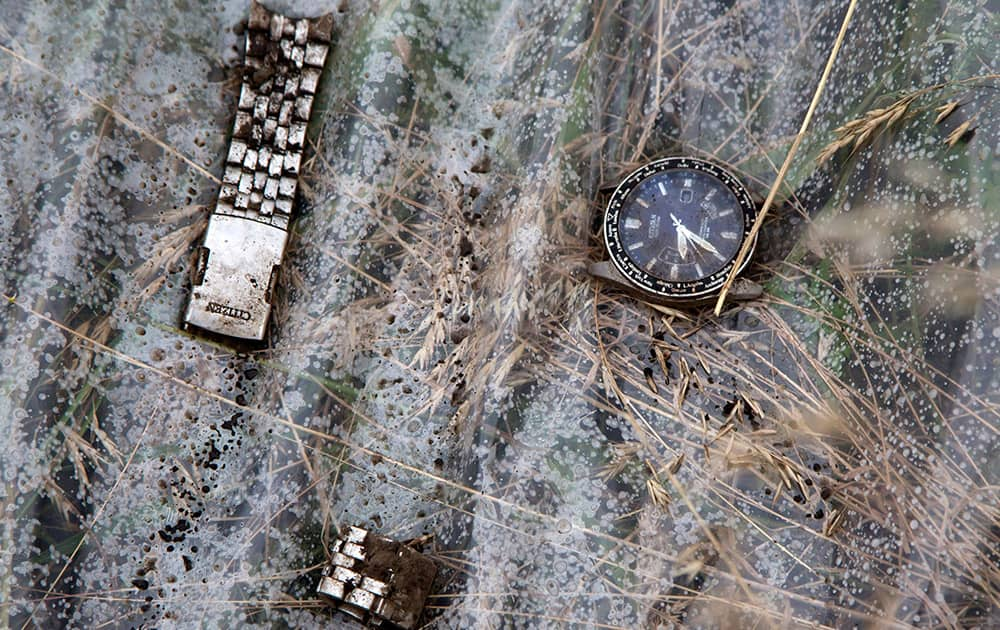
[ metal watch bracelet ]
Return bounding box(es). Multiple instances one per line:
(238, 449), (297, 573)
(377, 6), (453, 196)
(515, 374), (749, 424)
(184, 1), (332, 340)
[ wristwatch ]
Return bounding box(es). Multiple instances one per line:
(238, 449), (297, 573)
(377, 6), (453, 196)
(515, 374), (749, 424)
(589, 157), (761, 305)
(183, 1), (333, 340)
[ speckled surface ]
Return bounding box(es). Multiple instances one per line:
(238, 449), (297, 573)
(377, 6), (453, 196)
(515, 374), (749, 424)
(1, 0), (998, 627)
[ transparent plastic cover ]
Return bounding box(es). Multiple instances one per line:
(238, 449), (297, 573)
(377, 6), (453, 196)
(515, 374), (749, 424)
(1, 0), (997, 627)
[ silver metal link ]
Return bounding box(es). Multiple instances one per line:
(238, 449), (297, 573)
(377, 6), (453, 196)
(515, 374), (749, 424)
(317, 526), (437, 629)
(184, 1), (333, 340)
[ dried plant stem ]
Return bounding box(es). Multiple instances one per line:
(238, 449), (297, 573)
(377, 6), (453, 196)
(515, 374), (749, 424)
(713, 0), (859, 314)
(1, 495), (11, 630)
(0, 42), (219, 184)
(20, 409), (156, 630)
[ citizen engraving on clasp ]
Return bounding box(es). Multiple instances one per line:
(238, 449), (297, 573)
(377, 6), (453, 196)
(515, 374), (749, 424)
(183, 1), (333, 340)
(185, 216), (287, 340)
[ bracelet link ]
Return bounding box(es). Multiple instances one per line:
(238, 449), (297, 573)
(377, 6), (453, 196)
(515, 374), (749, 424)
(184, 1), (332, 340)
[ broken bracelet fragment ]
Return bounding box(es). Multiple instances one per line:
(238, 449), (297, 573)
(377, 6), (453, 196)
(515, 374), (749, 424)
(317, 526), (438, 629)
(183, 1), (332, 340)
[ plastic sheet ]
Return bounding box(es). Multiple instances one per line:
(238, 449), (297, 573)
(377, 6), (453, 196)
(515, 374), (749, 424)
(1, 0), (997, 627)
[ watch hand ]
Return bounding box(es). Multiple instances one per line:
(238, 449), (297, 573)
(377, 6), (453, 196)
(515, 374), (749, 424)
(676, 225), (689, 259)
(684, 229), (722, 257)
(671, 213), (694, 259)
(675, 224), (723, 260)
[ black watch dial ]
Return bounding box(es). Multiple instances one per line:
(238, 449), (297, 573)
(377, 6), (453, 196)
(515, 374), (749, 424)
(603, 157), (757, 300)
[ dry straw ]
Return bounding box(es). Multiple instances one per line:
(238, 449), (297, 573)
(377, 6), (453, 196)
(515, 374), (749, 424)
(714, 0), (860, 313)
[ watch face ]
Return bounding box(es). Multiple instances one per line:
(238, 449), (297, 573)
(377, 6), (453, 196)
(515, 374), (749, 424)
(603, 157), (757, 300)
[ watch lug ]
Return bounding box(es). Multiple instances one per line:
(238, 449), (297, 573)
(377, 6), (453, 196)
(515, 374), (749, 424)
(588, 260), (631, 289)
(728, 278), (764, 301)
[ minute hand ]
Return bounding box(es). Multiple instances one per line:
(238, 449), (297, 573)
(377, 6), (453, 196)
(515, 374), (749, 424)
(679, 226), (723, 258)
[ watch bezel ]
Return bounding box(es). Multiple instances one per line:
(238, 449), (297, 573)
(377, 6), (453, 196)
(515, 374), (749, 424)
(602, 156), (758, 301)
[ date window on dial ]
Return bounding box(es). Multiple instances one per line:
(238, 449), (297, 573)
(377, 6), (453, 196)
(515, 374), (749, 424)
(679, 189), (694, 204)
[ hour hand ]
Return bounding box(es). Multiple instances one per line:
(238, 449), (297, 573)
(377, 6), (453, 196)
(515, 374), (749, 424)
(675, 226), (689, 259)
